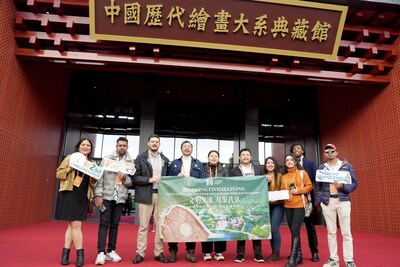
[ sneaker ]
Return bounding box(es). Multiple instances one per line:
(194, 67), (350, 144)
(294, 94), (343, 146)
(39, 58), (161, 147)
(203, 253), (212, 261)
(346, 262), (357, 267)
(254, 254), (265, 263)
(323, 258), (340, 267)
(214, 253), (225, 261)
(95, 252), (106, 265)
(107, 250), (122, 262)
(234, 255), (244, 263)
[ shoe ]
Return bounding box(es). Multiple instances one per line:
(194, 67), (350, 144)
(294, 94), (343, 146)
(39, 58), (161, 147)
(234, 255), (244, 263)
(106, 250), (122, 262)
(203, 253), (212, 261)
(346, 262), (357, 267)
(312, 252), (319, 262)
(154, 253), (168, 263)
(169, 250), (177, 262)
(76, 249), (84, 267)
(186, 250), (197, 263)
(267, 250), (280, 262)
(61, 248), (70, 265)
(214, 253), (225, 261)
(95, 252), (106, 265)
(323, 258), (340, 267)
(254, 254), (265, 263)
(132, 254), (144, 264)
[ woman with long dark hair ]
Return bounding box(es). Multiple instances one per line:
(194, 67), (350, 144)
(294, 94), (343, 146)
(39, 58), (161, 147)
(55, 138), (98, 267)
(281, 153), (313, 267)
(264, 156), (284, 262)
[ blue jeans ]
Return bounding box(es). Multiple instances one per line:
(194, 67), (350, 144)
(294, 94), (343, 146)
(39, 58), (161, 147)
(269, 204), (284, 251)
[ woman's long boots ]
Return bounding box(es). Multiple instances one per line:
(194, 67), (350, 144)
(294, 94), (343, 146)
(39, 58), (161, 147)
(61, 248), (70, 265)
(76, 249), (84, 267)
(297, 242), (303, 264)
(285, 237), (300, 267)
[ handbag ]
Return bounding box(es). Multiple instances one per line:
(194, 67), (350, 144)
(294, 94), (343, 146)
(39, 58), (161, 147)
(300, 171), (313, 217)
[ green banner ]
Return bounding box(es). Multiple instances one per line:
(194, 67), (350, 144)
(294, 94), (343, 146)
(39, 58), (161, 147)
(158, 175), (271, 242)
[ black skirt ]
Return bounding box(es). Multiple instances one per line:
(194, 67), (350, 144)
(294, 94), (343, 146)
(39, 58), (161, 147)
(55, 173), (90, 221)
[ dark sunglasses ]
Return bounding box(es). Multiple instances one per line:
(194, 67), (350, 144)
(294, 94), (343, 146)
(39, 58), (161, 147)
(324, 149), (336, 153)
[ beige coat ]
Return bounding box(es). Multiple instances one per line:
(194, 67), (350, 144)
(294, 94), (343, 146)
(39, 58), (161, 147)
(56, 155), (97, 200)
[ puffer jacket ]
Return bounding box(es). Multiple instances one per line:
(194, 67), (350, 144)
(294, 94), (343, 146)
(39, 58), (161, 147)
(133, 150), (169, 204)
(56, 155), (97, 200)
(94, 151), (134, 204)
(316, 159), (358, 205)
(203, 162), (229, 178)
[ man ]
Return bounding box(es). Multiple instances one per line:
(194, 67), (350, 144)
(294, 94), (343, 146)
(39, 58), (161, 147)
(167, 140), (206, 263)
(131, 134), (169, 264)
(290, 144), (319, 262)
(94, 137), (134, 265)
(316, 144), (358, 267)
(229, 148), (264, 263)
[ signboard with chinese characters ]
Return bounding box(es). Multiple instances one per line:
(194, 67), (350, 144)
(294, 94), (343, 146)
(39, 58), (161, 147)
(89, 0), (347, 60)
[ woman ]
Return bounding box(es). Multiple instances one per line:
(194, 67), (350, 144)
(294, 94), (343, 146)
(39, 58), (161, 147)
(281, 153), (313, 267)
(230, 148), (264, 263)
(201, 150), (229, 261)
(264, 156), (284, 262)
(55, 138), (97, 267)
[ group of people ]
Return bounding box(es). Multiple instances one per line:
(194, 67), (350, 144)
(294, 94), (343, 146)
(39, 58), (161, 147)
(55, 135), (358, 267)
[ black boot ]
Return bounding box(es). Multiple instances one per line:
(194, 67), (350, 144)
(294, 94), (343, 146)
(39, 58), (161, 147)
(76, 249), (84, 267)
(285, 237), (300, 267)
(61, 248), (70, 265)
(296, 246), (303, 264)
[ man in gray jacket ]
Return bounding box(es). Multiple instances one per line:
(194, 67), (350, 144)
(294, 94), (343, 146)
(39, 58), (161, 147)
(94, 137), (134, 265)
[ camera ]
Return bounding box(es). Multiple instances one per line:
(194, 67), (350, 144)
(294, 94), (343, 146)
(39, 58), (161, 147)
(289, 183), (296, 190)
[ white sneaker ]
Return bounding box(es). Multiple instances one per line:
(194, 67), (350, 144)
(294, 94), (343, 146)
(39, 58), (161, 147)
(95, 252), (106, 265)
(214, 253), (225, 261)
(203, 253), (212, 261)
(323, 258), (340, 267)
(106, 250), (122, 262)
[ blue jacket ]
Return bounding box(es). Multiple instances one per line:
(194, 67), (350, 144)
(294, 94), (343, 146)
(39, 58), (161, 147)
(167, 157), (206, 178)
(316, 159), (358, 205)
(302, 157), (317, 205)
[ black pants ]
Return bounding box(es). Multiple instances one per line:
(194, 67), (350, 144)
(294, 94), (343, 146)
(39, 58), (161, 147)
(304, 209), (319, 253)
(201, 241), (226, 253)
(97, 200), (124, 253)
(168, 242), (196, 252)
(285, 208), (305, 238)
(236, 240), (262, 257)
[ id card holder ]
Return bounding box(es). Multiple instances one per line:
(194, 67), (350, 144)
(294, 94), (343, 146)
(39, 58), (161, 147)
(73, 175), (83, 187)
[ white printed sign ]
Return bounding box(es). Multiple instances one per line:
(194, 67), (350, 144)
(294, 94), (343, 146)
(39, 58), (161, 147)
(103, 158), (136, 175)
(69, 152), (104, 180)
(268, 190), (290, 201)
(316, 170), (351, 184)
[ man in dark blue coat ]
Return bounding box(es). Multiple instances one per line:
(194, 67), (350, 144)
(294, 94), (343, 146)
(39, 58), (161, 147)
(291, 144), (319, 262)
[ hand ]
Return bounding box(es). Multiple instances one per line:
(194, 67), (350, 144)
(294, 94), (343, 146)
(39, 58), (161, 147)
(290, 188), (299, 195)
(266, 175), (272, 183)
(152, 176), (161, 183)
(95, 196), (103, 209)
(333, 182), (343, 190)
(66, 166), (72, 173)
(117, 172), (126, 181)
(177, 172), (184, 177)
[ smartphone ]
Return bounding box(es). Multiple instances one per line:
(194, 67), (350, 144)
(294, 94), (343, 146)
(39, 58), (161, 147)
(100, 204), (107, 213)
(289, 183), (296, 190)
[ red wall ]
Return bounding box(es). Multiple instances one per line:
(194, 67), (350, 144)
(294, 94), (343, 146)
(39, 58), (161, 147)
(0, 1), (70, 229)
(318, 40), (400, 236)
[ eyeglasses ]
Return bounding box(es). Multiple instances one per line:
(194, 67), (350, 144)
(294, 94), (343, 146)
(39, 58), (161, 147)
(324, 149), (336, 153)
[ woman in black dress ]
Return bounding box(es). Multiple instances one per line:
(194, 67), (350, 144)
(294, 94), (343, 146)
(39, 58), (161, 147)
(56, 138), (97, 267)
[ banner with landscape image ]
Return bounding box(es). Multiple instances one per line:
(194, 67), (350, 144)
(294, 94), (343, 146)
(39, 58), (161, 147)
(158, 175), (271, 242)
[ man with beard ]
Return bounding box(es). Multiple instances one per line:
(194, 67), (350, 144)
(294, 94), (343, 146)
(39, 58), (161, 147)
(132, 134), (170, 264)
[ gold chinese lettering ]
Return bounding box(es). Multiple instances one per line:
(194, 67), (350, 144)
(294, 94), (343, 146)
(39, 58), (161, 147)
(271, 16), (289, 38)
(144, 4), (163, 26)
(253, 14), (268, 37)
(233, 13), (249, 34)
(214, 9), (231, 33)
(291, 18), (309, 41)
(188, 7), (210, 32)
(104, 0), (121, 24)
(124, 3), (140, 25)
(311, 21), (331, 42)
(167, 6), (185, 28)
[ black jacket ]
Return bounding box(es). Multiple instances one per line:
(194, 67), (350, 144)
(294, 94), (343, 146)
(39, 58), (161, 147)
(229, 163), (262, 177)
(203, 162), (229, 178)
(132, 150), (169, 204)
